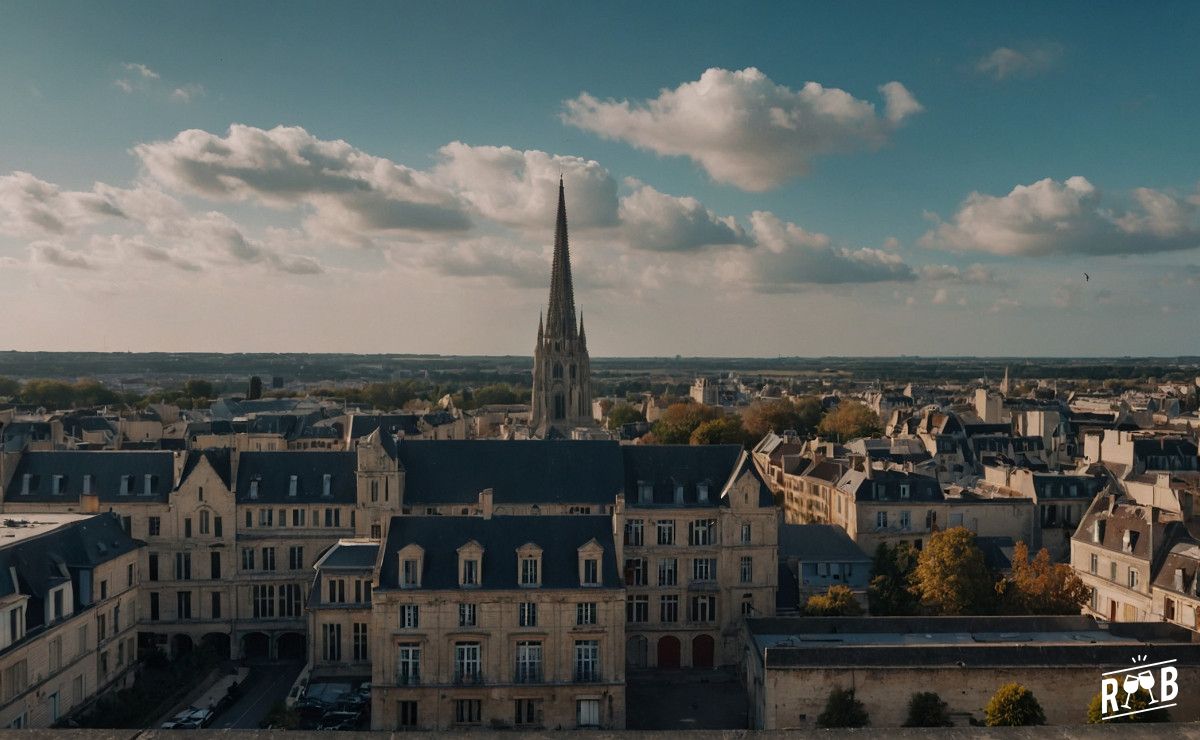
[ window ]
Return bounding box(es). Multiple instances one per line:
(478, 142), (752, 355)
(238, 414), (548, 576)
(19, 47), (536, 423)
(625, 558), (646, 586)
(241, 548), (255, 571)
(515, 698), (543, 727)
(262, 547), (276, 572)
(518, 602), (538, 627)
(1128, 568), (1140, 590)
(199, 510), (210, 535)
(211, 593), (221, 619)
(401, 558), (420, 587)
(177, 591), (192, 620)
(656, 520), (675, 545)
(899, 484), (910, 499)
(454, 699), (482, 725)
(515, 640), (542, 683)
(259, 509), (273, 527)
(577, 698), (600, 728)
(739, 556), (753, 584)
(371, 524), (382, 539)
(692, 557), (715, 582)
(100, 580), (107, 600)
(148, 517), (160, 537)
(1110, 561), (1118, 581)
(8, 605), (24, 643)
(397, 700), (418, 728)
(396, 644), (420, 685)
(322, 623), (342, 661)
(370, 479), (379, 502)
(1089, 553), (1098, 574)
(400, 604), (419, 629)
(175, 553), (191, 580)
(740, 522), (752, 544)
(2, 660), (27, 701)
(292, 509), (306, 527)
(660, 594), (679, 623)
(658, 558), (678, 586)
(624, 519), (644, 546)
(353, 579), (371, 604)
(637, 481), (653, 504)
(252, 585), (274, 618)
(576, 602), (597, 626)
(454, 642), (481, 684)
(520, 557), (539, 586)
(324, 508), (340, 527)
(148, 553), (159, 581)
(127, 563), (134, 588)
(574, 640), (600, 682)
(690, 595), (716, 622)
(245, 510), (252, 528)
(149, 592), (160, 621)
(742, 595), (755, 616)
(458, 603), (476, 627)
(900, 511), (911, 529)
(626, 595), (648, 623)
(49, 636), (63, 673)
(582, 558), (599, 585)
(461, 559), (479, 587)
(279, 584), (302, 617)
(688, 519), (715, 546)
(876, 511), (888, 529)
(328, 579), (346, 604)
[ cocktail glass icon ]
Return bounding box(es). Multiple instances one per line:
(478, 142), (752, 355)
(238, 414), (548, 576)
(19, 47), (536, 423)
(1137, 669), (1157, 704)
(1121, 673), (1140, 709)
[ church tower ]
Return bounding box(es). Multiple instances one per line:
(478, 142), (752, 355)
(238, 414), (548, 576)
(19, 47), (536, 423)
(531, 178), (593, 438)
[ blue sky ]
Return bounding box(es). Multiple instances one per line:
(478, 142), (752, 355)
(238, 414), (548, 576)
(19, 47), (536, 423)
(1, 1), (1198, 356)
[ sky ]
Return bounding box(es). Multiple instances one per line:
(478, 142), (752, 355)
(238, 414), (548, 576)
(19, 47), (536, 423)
(1, 1), (1198, 357)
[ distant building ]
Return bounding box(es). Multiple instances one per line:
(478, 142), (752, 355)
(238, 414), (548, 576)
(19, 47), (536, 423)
(777, 523), (871, 610)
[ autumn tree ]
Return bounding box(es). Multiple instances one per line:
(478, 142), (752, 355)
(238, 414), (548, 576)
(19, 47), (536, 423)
(689, 415), (751, 446)
(649, 402), (725, 444)
(804, 585), (864, 616)
(816, 687), (869, 728)
(903, 692), (953, 727)
(742, 396), (824, 438)
(606, 403), (646, 431)
(985, 683), (1045, 726)
(867, 543), (920, 616)
(1000, 542), (1089, 615)
(817, 401), (882, 441)
(910, 527), (996, 615)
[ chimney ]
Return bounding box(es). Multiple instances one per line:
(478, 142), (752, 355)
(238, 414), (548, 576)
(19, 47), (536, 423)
(1175, 568), (1185, 592)
(479, 488), (493, 520)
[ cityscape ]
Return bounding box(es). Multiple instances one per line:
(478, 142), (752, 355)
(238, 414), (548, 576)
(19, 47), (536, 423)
(1, 1), (1199, 736)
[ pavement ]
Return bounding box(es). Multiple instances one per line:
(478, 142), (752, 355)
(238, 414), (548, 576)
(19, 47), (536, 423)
(626, 668), (749, 730)
(213, 661), (305, 730)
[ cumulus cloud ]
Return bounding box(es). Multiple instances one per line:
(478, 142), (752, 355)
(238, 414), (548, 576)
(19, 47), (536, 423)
(618, 183), (748, 251)
(134, 125), (472, 242)
(975, 44), (1062, 81)
(562, 67), (921, 191)
(0, 171), (126, 236)
(731, 211), (915, 289)
(434, 142), (618, 230)
(122, 62), (160, 80)
(920, 177), (1200, 256)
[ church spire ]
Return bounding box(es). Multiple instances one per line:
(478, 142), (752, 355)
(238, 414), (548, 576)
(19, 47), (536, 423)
(545, 177), (577, 340)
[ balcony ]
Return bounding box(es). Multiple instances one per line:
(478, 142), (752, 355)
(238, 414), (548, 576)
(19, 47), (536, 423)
(454, 669), (483, 686)
(514, 666), (543, 684)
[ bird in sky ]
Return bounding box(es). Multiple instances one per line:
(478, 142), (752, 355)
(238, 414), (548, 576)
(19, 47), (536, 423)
(1084, 273), (1090, 282)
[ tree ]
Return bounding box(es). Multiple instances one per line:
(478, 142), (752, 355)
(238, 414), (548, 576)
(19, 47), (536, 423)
(867, 543), (920, 616)
(804, 585), (864, 616)
(689, 415), (750, 446)
(0, 377), (20, 398)
(904, 692), (953, 727)
(182, 379), (214, 399)
(606, 402), (646, 431)
(1000, 542), (1089, 615)
(910, 528), (996, 615)
(817, 401), (882, 441)
(742, 397), (823, 438)
(984, 683), (1045, 727)
(817, 687), (869, 728)
(1087, 689), (1169, 723)
(649, 402), (725, 444)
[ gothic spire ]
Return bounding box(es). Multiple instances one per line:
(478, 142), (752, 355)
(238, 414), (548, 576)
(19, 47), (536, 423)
(545, 177), (577, 340)
(578, 311), (586, 347)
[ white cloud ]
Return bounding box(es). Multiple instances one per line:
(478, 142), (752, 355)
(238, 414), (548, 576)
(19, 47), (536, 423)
(433, 142), (617, 229)
(618, 183), (748, 251)
(170, 84), (206, 103)
(134, 125), (472, 243)
(917, 263), (1000, 284)
(31, 243), (93, 270)
(0, 171), (125, 236)
(562, 67), (921, 191)
(921, 177), (1200, 256)
(975, 44), (1062, 81)
(122, 62), (160, 80)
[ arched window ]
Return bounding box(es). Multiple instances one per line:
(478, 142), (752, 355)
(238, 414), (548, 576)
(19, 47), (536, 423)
(553, 394), (566, 420)
(553, 363), (563, 379)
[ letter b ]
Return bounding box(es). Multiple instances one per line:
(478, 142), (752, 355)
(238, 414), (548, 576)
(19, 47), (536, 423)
(1160, 666), (1178, 703)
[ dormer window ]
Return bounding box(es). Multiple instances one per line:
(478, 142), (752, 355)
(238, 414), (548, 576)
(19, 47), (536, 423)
(249, 479), (259, 499)
(20, 474), (31, 496)
(289, 475), (298, 497)
(1092, 520), (1104, 543)
(578, 540), (604, 587)
(399, 544), (424, 589)
(673, 482), (684, 504)
(119, 475), (131, 496)
(518, 544), (543, 587)
(583, 559), (598, 585)
(1122, 529), (1134, 553)
(143, 474), (153, 495)
(899, 484), (910, 499)
(51, 475), (63, 496)
(82, 474), (92, 495)
(697, 482), (709, 503)
(457, 540), (483, 588)
(637, 481), (653, 504)
(322, 474), (332, 498)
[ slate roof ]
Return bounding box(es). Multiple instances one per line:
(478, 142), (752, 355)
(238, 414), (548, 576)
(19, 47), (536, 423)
(398, 440), (624, 505)
(778, 524), (871, 563)
(180, 448), (233, 489)
(836, 468), (943, 503)
(622, 444), (750, 507)
(235, 451), (357, 503)
(316, 541), (379, 571)
(378, 514), (620, 591)
(1153, 538), (1200, 597)
(1073, 493), (1187, 562)
(348, 413), (422, 438)
(4, 451), (175, 502)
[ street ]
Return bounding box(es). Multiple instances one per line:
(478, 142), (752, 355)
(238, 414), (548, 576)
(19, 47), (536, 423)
(213, 661), (304, 730)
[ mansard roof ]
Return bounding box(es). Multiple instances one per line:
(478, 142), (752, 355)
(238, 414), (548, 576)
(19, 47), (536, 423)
(837, 467), (944, 503)
(4, 450), (175, 503)
(315, 541), (379, 571)
(0, 513), (139, 604)
(378, 514), (619, 591)
(235, 451), (357, 503)
(623, 444), (765, 507)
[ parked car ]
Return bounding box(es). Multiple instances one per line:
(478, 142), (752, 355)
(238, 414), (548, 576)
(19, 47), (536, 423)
(295, 698), (333, 721)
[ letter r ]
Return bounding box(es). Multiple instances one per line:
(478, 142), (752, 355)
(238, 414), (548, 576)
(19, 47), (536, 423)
(1101, 678), (1120, 714)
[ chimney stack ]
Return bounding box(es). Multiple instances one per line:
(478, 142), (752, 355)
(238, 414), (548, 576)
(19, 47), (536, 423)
(478, 488), (494, 520)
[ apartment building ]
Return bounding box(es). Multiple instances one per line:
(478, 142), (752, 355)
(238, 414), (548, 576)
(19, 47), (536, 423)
(0, 513), (140, 728)
(371, 514), (625, 731)
(308, 541), (378, 677)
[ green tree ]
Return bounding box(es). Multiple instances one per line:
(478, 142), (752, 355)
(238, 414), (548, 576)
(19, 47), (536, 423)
(816, 687), (869, 728)
(649, 402), (725, 444)
(984, 683), (1045, 727)
(904, 692), (953, 727)
(910, 527), (996, 615)
(689, 415), (750, 446)
(1000, 542), (1089, 615)
(867, 543), (920, 616)
(182, 379), (214, 398)
(0, 377), (20, 398)
(817, 401), (882, 441)
(606, 402), (646, 431)
(804, 584), (864, 616)
(1087, 689), (1169, 723)
(742, 397), (824, 438)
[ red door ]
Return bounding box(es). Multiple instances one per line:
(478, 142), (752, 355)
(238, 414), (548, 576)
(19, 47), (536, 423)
(692, 634), (714, 668)
(657, 636), (681, 669)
